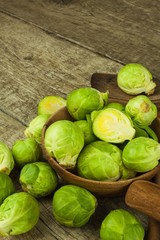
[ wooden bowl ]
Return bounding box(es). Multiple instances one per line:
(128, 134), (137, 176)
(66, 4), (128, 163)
(41, 107), (160, 197)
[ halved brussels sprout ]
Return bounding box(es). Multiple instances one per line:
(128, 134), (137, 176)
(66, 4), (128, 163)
(19, 162), (58, 198)
(0, 192), (40, 236)
(44, 120), (84, 168)
(100, 209), (145, 240)
(0, 142), (14, 175)
(92, 108), (135, 143)
(122, 137), (160, 172)
(24, 114), (49, 143)
(52, 185), (97, 227)
(67, 87), (109, 120)
(125, 95), (157, 126)
(117, 63), (156, 95)
(12, 138), (41, 167)
(38, 95), (66, 116)
(77, 141), (122, 181)
(0, 172), (15, 205)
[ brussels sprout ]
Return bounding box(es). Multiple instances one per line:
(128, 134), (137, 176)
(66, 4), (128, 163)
(142, 125), (158, 142)
(12, 138), (41, 167)
(134, 124), (149, 138)
(44, 120), (84, 168)
(24, 114), (49, 143)
(120, 165), (136, 180)
(117, 63), (156, 95)
(52, 185), (97, 227)
(19, 162), (58, 198)
(0, 172), (15, 205)
(100, 209), (145, 240)
(125, 95), (157, 126)
(74, 114), (97, 145)
(77, 141), (122, 181)
(134, 123), (158, 141)
(38, 95), (66, 116)
(0, 142), (14, 175)
(104, 102), (125, 112)
(66, 87), (109, 120)
(92, 108), (135, 143)
(0, 192), (40, 236)
(122, 137), (160, 172)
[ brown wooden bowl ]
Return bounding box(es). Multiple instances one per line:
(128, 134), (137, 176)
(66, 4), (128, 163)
(41, 107), (160, 197)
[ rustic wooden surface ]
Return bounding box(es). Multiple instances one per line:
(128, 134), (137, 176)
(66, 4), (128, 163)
(0, 0), (159, 239)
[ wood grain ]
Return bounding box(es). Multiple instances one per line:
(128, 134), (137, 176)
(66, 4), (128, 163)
(0, 12), (121, 125)
(0, 0), (160, 78)
(0, 1), (158, 239)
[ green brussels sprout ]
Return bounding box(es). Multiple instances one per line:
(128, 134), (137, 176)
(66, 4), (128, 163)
(134, 123), (158, 141)
(122, 137), (160, 172)
(24, 114), (49, 143)
(66, 87), (109, 120)
(92, 108), (135, 143)
(52, 185), (97, 227)
(120, 164), (136, 180)
(0, 192), (40, 236)
(0, 142), (14, 175)
(77, 141), (122, 181)
(12, 138), (41, 167)
(104, 102), (125, 112)
(125, 95), (157, 126)
(19, 162), (58, 198)
(100, 209), (145, 240)
(44, 120), (84, 168)
(38, 95), (66, 116)
(117, 63), (156, 95)
(74, 114), (97, 145)
(0, 172), (15, 205)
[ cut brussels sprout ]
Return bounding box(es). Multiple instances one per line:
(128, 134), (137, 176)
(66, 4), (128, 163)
(19, 162), (58, 198)
(12, 138), (41, 167)
(74, 114), (97, 145)
(0, 192), (40, 236)
(44, 120), (84, 168)
(122, 137), (160, 172)
(0, 142), (14, 175)
(100, 209), (145, 240)
(77, 141), (122, 181)
(67, 87), (109, 120)
(0, 172), (15, 205)
(24, 114), (49, 144)
(92, 108), (135, 143)
(38, 95), (66, 116)
(52, 185), (97, 227)
(117, 63), (156, 95)
(125, 95), (157, 126)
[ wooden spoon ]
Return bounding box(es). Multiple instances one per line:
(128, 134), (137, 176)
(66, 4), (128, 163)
(126, 171), (160, 240)
(125, 180), (160, 222)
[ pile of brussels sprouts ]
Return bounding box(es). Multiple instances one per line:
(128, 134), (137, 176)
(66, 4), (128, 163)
(0, 63), (159, 239)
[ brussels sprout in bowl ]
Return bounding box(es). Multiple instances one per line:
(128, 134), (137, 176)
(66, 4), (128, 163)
(41, 106), (160, 197)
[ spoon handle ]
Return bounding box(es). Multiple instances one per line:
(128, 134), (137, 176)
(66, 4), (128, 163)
(146, 171), (160, 240)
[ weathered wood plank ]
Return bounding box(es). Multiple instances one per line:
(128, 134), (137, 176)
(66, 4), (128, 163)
(0, 8), (150, 240)
(0, 0), (160, 78)
(0, 12), (121, 125)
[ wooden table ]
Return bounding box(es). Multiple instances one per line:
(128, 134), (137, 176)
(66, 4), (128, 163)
(0, 1), (159, 239)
